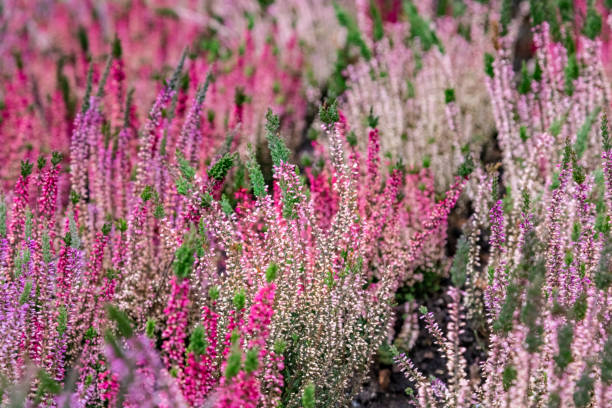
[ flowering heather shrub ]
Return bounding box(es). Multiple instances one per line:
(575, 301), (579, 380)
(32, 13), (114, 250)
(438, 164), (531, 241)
(0, 0), (309, 186)
(0, 69), (464, 405)
(393, 4), (612, 407)
(342, 0), (496, 188)
(0, 8), (467, 402)
(395, 130), (612, 407)
(305, 109), (463, 285)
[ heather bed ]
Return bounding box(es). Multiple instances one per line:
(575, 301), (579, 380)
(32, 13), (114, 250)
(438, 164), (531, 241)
(0, 1), (611, 407)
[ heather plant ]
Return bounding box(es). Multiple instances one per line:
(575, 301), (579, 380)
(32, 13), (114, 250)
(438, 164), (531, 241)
(0, 24), (466, 406)
(394, 126), (612, 407)
(485, 14), (610, 200)
(305, 107), (466, 286)
(342, 0), (497, 188)
(0, 0), (310, 187)
(208, 0), (347, 101)
(151, 105), (464, 406)
(392, 4), (612, 407)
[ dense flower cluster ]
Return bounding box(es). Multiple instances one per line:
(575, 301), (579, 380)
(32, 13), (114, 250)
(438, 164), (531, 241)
(1, 1), (611, 407)
(393, 2), (612, 407)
